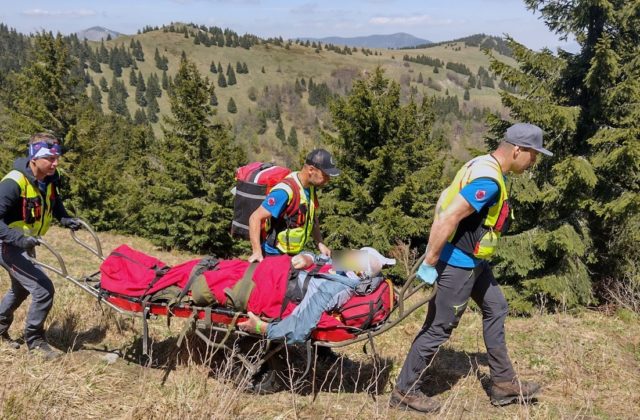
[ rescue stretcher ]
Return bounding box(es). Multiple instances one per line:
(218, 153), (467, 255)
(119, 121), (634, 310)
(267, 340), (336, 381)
(31, 221), (436, 391)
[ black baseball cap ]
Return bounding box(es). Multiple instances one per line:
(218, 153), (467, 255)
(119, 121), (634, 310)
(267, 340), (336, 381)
(505, 123), (553, 156)
(305, 149), (340, 177)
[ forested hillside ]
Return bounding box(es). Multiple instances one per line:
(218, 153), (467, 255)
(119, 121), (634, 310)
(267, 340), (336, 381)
(0, 9), (637, 316)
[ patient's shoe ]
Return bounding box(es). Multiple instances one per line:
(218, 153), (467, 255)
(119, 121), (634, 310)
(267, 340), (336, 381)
(29, 341), (62, 361)
(490, 378), (541, 406)
(389, 387), (441, 413)
(0, 332), (20, 349)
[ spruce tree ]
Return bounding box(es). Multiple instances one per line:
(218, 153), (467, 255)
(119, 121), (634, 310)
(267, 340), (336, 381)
(99, 76), (109, 92)
(210, 91), (218, 106)
(483, 1), (640, 312)
(227, 97), (237, 113)
(217, 71), (227, 88)
(0, 31), (86, 166)
(287, 126), (298, 148)
(134, 108), (148, 125)
(141, 58), (244, 254)
(463, 88), (470, 100)
(226, 63), (237, 85)
(129, 68), (137, 86)
(210, 60), (217, 73)
(275, 118), (285, 142)
(90, 84), (103, 109)
(322, 68), (444, 253)
(135, 74), (147, 107)
(161, 70), (169, 90)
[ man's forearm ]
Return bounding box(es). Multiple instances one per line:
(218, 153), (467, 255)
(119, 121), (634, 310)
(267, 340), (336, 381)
(248, 214), (263, 253)
(425, 216), (458, 265)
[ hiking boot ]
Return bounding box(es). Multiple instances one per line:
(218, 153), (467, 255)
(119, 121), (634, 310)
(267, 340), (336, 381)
(490, 378), (541, 406)
(389, 387), (441, 413)
(29, 341), (62, 361)
(0, 332), (20, 349)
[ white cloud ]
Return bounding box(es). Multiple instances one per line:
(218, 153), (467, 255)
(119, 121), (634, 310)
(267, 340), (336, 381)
(369, 14), (453, 26)
(22, 9), (97, 18)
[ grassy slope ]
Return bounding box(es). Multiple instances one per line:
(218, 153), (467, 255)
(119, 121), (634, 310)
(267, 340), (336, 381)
(88, 31), (512, 161)
(1, 227), (638, 418)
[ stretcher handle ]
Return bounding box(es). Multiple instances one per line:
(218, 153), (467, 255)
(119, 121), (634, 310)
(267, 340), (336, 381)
(30, 237), (69, 277)
(70, 219), (104, 260)
(396, 251), (428, 316)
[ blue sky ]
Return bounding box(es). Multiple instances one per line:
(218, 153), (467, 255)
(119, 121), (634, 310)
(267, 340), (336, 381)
(0, 0), (576, 51)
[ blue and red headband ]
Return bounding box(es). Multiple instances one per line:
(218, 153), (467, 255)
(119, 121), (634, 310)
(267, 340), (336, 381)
(28, 141), (62, 160)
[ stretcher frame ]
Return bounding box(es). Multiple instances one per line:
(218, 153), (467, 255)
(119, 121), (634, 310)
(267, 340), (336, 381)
(31, 221), (436, 388)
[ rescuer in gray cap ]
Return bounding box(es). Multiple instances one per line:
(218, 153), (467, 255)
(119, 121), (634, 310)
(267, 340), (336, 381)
(391, 122), (552, 413)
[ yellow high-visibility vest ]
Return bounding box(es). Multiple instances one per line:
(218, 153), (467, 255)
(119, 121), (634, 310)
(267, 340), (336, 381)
(268, 172), (317, 255)
(440, 155), (511, 259)
(1, 170), (55, 237)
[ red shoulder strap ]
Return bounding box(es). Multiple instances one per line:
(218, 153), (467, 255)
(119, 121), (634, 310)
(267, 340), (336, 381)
(280, 178), (301, 217)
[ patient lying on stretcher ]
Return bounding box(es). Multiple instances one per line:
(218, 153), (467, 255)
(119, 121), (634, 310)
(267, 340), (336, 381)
(99, 244), (396, 344)
(237, 248), (396, 343)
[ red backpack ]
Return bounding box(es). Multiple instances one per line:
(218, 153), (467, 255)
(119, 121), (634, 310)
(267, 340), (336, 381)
(338, 280), (395, 329)
(231, 162), (293, 239)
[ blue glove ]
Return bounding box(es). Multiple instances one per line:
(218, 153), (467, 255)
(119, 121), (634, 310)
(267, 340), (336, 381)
(417, 262), (438, 285)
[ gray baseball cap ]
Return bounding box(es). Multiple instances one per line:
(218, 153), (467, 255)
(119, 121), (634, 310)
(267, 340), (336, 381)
(505, 123), (553, 156)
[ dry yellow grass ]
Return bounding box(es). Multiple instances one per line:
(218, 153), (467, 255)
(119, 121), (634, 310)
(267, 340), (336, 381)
(0, 227), (638, 418)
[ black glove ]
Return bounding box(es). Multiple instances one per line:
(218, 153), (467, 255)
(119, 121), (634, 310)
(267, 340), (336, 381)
(15, 235), (39, 250)
(60, 217), (82, 231)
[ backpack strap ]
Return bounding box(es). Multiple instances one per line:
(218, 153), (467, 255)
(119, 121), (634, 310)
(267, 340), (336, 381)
(224, 262), (258, 312)
(278, 260), (325, 319)
(174, 256), (219, 306)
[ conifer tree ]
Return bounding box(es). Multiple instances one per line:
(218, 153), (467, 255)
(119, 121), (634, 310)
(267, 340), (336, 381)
(321, 68), (444, 253)
(257, 112), (267, 134)
(134, 108), (148, 125)
(135, 74), (147, 107)
(147, 96), (159, 123)
(483, 0), (640, 312)
(217, 62), (223, 74)
(0, 31), (86, 166)
(463, 88), (470, 100)
(99, 76), (109, 92)
(210, 61), (217, 73)
(161, 70), (169, 90)
(417, 72), (424, 84)
(275, 118), (285, 142)
(90, 84), (103, 109)
(242, 62), (248, 74)
(287, 126), (298, 148)
(210, 91), (218, 106)
(141, 58), (244, 254)
(227, 97), (237, 113)
(261, 66), (265, 73)
(217, 71), (227, 88)
(226, 63), (237, 85)
(129, 68), (137, 86)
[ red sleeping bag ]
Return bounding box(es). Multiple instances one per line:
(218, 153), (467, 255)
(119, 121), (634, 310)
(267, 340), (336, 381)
(99, 248), (395, 331)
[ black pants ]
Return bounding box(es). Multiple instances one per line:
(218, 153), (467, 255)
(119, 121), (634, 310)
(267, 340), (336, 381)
(0, 242), (54, 348)
(396, 260), (515, 393)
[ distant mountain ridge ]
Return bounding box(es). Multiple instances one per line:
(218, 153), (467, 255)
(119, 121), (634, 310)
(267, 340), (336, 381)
(76, 26), (122, 41)
(299, 32), (431, 49)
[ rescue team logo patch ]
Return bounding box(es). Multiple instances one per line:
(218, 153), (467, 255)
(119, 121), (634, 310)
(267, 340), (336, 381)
(267, 197), (276, 206)
(475, 190), (486, 200)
